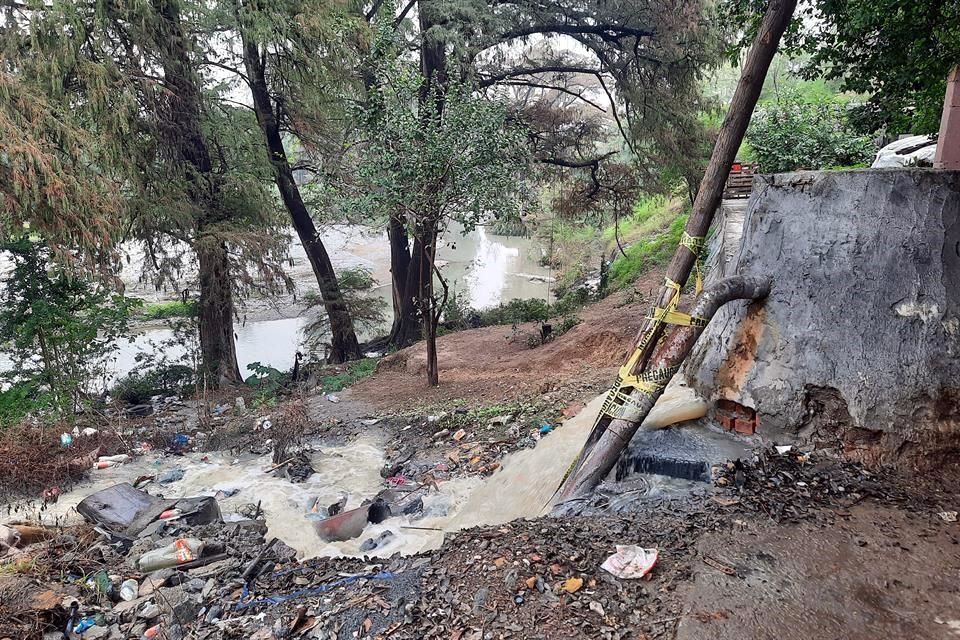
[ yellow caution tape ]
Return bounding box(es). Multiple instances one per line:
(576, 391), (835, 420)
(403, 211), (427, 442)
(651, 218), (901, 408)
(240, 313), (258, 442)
(595, 233), (706, 422)
(679, 232), (706, 295)
(649, 307), (708, 327)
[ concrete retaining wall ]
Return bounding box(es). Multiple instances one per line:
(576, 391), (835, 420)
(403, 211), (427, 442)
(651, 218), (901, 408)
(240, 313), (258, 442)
(686, 169), (960, 466)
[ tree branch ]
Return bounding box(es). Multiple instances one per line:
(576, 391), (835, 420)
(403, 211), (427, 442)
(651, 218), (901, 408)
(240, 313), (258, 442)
(498, 79), (607, 112)
(494, 23), (655, 46)
(476, 64), (604, 88)
(394, 0), (417, 27)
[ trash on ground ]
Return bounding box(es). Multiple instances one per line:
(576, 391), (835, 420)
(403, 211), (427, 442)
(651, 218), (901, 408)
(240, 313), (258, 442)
(600, 546), (658, 579)
(359, 530), (395, 552)
(139, 537), (205, 571)
(562, 576), (584, 593)
(157, 468), (186, 484)
(939, 511), (958, 522)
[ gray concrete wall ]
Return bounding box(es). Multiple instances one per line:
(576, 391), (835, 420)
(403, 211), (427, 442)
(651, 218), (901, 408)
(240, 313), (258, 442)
(686, 169), (960, 462)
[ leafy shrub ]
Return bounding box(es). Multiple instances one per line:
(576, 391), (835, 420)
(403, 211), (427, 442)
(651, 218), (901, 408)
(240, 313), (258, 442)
(113, 364), (196, 405)
(746, 93), (876, 173)
(552, 288), (590, 317)
(555, 315), (581, 336)
(440, 289), (481, 331)
(0, 237), (134, 419)
(478, 298), (551, 326)
(0, 381), (51, 426)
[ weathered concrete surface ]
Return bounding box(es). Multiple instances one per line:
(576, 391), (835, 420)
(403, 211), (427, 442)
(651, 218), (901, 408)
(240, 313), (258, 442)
(686, 169), (960, 466)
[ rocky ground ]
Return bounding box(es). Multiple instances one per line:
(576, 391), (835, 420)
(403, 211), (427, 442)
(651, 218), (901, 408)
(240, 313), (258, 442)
(2, 430), (958, 640)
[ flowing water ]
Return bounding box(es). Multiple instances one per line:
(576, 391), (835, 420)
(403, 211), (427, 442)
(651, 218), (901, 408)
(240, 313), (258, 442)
(21, 387), (708, 559)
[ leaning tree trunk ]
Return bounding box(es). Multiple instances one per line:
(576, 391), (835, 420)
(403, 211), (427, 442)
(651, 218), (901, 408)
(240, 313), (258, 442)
(557, 276), (772, 500)
(241, 33), (362, 364)
(387, 213), (421, 348)
(629, 0), (797, 374)
(153, 0), (242, 387)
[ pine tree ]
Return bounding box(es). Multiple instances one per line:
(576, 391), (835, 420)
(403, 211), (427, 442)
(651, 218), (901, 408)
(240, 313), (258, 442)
(2, 0), (290, 386)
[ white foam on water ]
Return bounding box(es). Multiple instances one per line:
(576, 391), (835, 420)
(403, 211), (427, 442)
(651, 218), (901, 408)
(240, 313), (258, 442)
(14, 385), (706, 559)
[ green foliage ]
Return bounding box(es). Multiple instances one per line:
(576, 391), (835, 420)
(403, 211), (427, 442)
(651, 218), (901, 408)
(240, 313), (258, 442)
(478, 299), (551, 326)
(555, 315), (582, 337)
(0, 382), (52, 426)
(609, 214), (689, 290)
(441, 292), (589, 334)
(602, 195), (679, 251)
(112, 364), (196, 405)
(346, 60), (530, 232)
(319, 358), (378, 392)
(721, 0), (959, 134)
(0, 238), (134, 420)
(138, 300), (197, 321)
(552, 288), (591, 317)
(746, 93), (876, 173)
(245, 362), (289, 405)
(302, 267), (386, 348)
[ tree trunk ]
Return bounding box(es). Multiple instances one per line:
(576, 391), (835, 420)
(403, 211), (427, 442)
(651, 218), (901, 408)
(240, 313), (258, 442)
(416, 2), (446, 386)
(197, 239), (242, 385)
(153, 0), (241, 387)
(557, 276), (772, 501)
(422, 227), (442, 386)
(629, 0), (797, 373)
(240, 32), (362, 364)
(387, 212), (421, 347)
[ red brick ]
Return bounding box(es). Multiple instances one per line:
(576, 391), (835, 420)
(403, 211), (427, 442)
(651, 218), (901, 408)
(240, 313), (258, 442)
(734, 418), (756, 435)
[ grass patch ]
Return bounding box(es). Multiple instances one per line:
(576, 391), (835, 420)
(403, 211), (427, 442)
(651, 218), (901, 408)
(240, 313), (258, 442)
(602, 195), (680, 254)
(320, 358), (378, 392)
(138, 300), (197, 320)
(609, 213), (689, 290)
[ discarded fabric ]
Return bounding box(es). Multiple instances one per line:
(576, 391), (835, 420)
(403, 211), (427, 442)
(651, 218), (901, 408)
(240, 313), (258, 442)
(600, 545), (658, 579)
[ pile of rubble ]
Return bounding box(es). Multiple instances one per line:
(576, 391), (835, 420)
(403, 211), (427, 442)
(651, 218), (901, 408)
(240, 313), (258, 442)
(711, 445), (922, 523)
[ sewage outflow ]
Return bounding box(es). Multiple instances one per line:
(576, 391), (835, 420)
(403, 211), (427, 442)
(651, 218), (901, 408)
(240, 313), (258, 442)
(19, 386), (708, 559)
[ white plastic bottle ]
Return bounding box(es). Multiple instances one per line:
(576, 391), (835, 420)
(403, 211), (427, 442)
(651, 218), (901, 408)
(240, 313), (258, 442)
(138, 538), (205, 572)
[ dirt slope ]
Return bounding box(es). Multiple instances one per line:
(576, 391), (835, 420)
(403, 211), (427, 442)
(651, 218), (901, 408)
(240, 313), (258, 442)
(351, 270), (666, 410)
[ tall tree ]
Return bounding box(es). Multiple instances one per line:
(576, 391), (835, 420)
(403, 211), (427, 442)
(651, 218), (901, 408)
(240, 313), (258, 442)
(225, 0), (364, 363)
(348, 37), (529, 385)
(358, 0), (719, 354)
(3, 0), (289, 387)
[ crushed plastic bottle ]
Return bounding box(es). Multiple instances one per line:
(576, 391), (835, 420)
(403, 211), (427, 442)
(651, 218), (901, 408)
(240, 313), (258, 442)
(138, 538), (205, 572)
(119, 579), (139, 602)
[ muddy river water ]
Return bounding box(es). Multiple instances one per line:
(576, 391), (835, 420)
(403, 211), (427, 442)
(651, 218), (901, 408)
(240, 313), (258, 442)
(110, 224), (552, 378)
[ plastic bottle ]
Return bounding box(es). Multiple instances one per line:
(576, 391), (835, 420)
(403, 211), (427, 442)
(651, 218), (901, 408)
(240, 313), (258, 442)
(98, 454), (130, 464)
(119, 579), (139, 602)
(138, 538), (205, 572)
